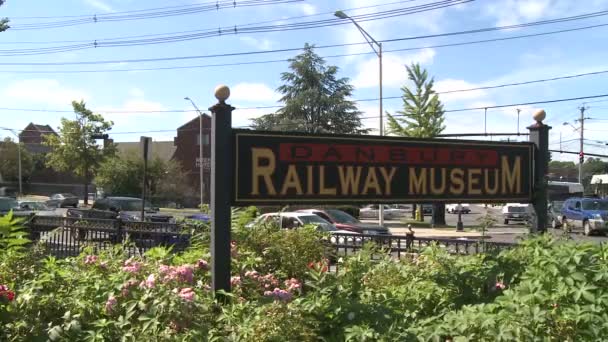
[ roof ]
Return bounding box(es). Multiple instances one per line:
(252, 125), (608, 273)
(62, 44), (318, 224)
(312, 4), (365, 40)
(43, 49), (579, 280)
(591, 174), (608, 184)
(176, 114), (211, 131)
(22, 123), (57, 135)
(115, 141), (176, 162)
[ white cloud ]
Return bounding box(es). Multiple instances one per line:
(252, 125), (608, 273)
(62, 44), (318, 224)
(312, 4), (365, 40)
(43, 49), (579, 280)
(231, 82), (279, 102)
(84, 0), (114, 12)
(129, 87), (144, 98)
(238, 36), (277, 50)
(352, 49), (436, 89)
(484, 0), (608, 26)
(3, 79), (89, 107)
(299, 3), (317, 15)
(232, 106), (275, 128)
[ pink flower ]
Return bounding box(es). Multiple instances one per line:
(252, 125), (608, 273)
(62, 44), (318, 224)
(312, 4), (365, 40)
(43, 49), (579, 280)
(84, 255), (98, 265)
(196, 259), (209, 271)
(99, 261), (108, 269)
(178, 288), (195, 302)
(264, 288), (292, 302)
(144, 274), (156, 289)
(122, 258), (142, 274)
(230, 276), (241, 286)
(176, 265), (194, 283)
(244, 270), (259, 279)
(105, 295), (117, 312)
(0, 285), (15, 302)
(495, 282), (506, 290)
(0, 285), (7, 292)
(203, 284), (211, 291)
(284, 278), (301, 291)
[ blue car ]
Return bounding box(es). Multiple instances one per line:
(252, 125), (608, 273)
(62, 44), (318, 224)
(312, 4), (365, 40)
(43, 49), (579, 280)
(561, 198), (608, 235)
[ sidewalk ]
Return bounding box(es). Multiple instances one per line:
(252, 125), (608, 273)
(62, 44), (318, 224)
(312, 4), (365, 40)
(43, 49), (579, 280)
(390, 227), (483, 238)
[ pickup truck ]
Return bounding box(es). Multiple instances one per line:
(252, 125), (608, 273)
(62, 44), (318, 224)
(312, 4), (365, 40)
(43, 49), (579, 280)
(561, 198), (608, 235)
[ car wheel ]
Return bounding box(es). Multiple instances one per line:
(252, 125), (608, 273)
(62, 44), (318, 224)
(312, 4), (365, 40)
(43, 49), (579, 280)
(504, 219), (509, 225)
(583, 221), (592, 236)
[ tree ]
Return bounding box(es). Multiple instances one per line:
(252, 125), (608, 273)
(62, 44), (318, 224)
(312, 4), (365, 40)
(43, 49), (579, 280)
(44, 101), (115, 205)
(94, 152), (195, 205)
(251, 44), (368, 134)
(0, 1), (9, 33)
(0, 138), (34, 182)
(386, 63), (446, 223)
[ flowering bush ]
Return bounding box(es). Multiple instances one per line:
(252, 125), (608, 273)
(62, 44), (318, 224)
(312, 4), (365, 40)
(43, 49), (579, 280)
(3, 208), (608, 341)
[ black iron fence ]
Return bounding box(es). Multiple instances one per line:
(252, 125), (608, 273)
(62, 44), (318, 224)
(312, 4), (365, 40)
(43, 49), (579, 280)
(27, 215), (191, 257)
(25, 216), (516, 259)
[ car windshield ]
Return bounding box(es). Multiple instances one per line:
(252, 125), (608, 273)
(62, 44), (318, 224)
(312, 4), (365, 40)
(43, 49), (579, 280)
(60, 193), (75, 198)
(298, 215), (329, 225)
(21, 202), (50, 210)
(0, 198), (18, 211)
(327, 209), (359, 223)
(114, 199), (144, 211)
(582, 200), (608, 211)
(508, 206), (527, 213)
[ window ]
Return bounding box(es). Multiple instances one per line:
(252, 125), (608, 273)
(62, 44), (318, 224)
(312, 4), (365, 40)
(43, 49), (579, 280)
(196, 133), (210, 146)
(575, 201), (581, 210)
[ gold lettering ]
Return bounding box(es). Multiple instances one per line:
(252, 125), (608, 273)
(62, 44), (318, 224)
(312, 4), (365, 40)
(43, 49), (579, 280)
(379, 167), (398, 195)
(430, 168), (446, 195)
(319, 166), (336, 195)
(338, 166), (362, 195)
(450, 169), (464, 195)
(468, 168), (482, 195)
(502, 156), (521, 194)
(409, 168), (427, 195)
(362, 167), (382, 195)
(251, 148), (276, 195)
(484, 169), (499, 195)
(280, 165), (303, 195)
(306, 165), (314, 195)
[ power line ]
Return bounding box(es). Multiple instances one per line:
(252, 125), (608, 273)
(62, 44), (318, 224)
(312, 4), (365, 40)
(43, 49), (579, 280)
(0, 0), (470, 56)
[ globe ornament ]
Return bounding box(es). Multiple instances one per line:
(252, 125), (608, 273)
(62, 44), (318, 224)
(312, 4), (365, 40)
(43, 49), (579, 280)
(533, 109), (546, 124)
(214, 85), (230, 103)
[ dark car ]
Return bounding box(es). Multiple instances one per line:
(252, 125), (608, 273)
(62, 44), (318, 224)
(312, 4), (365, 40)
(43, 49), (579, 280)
(0, 197), (19, 215)
(548, 200), (564, 229)
(297, 209), (390, 235)
(422, 204), (433, 216)
(46, 193), (79, 208)
(92, 197), (173, 223)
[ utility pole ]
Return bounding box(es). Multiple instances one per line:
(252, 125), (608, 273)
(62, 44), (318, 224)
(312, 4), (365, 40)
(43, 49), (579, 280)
(516, 108), (521, 136)
(577, 106), (589, 184)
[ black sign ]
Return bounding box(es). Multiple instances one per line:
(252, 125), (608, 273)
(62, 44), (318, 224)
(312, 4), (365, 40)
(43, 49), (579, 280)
(232, 130), (534, 205)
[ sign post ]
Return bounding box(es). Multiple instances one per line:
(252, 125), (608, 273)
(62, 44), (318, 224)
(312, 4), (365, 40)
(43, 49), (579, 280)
(528, 110), (551, 233)
(140, 136), (152, 221)
(209, 85), (234, 295)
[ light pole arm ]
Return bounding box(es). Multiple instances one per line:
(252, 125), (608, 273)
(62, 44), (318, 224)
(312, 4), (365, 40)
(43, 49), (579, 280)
(345, 17), (380, 57)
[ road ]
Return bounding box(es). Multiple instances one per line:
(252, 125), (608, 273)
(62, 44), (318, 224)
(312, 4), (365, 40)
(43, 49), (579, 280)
(362, 204), (608, 244)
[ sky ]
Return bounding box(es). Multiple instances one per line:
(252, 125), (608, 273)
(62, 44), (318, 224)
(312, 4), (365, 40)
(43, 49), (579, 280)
(0, 0), (607, 162)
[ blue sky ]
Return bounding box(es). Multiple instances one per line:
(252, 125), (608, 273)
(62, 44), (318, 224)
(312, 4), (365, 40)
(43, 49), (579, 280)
(0, 0), (607, 162)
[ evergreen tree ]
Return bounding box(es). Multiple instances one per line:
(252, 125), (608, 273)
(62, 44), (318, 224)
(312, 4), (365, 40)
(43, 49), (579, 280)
(251, 44), (367, 134)
(387, 63), (446, 223)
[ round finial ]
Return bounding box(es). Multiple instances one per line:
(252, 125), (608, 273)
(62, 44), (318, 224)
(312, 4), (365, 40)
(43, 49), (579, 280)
(533, 109), (546, 123)
(214, 84), (230, 102)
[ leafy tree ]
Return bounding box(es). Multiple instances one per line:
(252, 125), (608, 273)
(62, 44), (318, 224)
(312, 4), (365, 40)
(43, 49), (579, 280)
(387, 63), (446, 223)
(0, 1), (9, 32)
(0, 138), (34, 182)
(44, 101), (115, 205)
(95, 152), (194, 205)
(251, 44), (367, 134)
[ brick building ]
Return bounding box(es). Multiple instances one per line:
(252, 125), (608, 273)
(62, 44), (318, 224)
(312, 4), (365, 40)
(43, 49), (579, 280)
(173, 115), (211, 203)
(19, 122), (57, 154)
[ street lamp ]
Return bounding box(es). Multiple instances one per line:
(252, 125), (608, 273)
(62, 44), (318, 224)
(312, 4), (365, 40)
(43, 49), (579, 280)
(335, 9), (385, 226)
(184, 97), (205, 210)
(0, 128), (22, 197)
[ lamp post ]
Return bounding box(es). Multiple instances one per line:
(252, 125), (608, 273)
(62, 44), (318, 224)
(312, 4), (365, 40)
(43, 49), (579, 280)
(1, 128), (22, 196)
(335, 9), (384, 226)
(185, 97), (205, 209)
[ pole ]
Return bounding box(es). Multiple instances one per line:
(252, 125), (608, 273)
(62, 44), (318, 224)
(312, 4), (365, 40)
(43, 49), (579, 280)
(209, 85), (234, 296)
(517, 108), (521, 136)
(200, 112), (204, 207)
(529, 110), (551, 234)
(484, 108), (487, 135)
(378, 42), (384, 227)
(16, 132), (22, 196)
(579, 106), (585, 184)
(141, 137), (149, 222)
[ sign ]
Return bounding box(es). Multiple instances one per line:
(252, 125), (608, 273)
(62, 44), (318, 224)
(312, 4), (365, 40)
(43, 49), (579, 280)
(140, 136), (152, 161)
(196, 157), (211, 170)
(232, 130), (534, 205)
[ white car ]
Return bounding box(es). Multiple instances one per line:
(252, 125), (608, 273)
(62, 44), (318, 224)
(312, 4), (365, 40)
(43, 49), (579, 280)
(359, 205), (396, 220)
(502, 203), (531, 224)
(446, 204), (471, 214)
(248, 212), (355, 234)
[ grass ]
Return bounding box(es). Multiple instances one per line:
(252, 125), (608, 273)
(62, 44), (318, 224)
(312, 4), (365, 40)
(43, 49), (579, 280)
(159, 207), (202, 214)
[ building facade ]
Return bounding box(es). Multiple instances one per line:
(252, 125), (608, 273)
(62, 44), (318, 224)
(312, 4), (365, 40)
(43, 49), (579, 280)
(173, 115), (212, 204)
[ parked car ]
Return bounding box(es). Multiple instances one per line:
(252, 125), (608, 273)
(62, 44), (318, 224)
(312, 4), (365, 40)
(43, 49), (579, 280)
(446, 204), (471, 214)
(548, 200), (564, 229)
(359, 205), (395, 220)
(502, 203), (530, 224)
(421, 204), (433, 216)
(91, 197), (173, 223)
(247, 212), (353, 234)
(297, 209), (390, 235)
(184, 213), (210, 223)
(18, 201), (59, 216)
(561, 198), (608, 235)
(0, 196), (19, 215)
(387, 204), (411, 217)
(46, 193), (79, 208)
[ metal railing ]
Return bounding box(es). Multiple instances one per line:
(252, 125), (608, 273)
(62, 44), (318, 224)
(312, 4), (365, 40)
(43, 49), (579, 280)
(26, 215), (191, 257)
